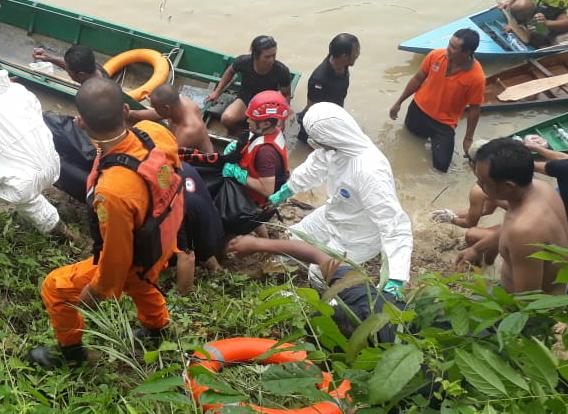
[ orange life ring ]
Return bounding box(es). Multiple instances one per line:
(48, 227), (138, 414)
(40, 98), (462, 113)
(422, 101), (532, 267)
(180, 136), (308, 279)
(103, 49), (169, 101)
(184, 337), (351, 414)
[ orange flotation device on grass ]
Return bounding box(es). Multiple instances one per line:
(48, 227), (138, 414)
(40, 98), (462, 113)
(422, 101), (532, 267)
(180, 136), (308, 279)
(103, 49), (169, 101)
(184, 337), (351, 414)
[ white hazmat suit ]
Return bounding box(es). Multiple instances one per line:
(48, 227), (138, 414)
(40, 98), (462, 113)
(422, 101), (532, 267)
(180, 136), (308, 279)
(0, 70), (61, 233)
(288, 103), (413, 282)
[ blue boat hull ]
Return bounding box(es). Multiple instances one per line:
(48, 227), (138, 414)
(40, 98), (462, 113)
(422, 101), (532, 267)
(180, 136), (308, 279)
(399, 7), (568, 59)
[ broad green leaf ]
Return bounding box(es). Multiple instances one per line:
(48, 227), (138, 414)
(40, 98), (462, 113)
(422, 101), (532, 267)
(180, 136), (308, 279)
(199, 390), (247, 404)
(346, 313), (390, 362)
(352, 347), (382, 371)
(158, 340), (178, 352)
(195, 374), (243, 395)
(481, 404), (498, 414)
(491, 286), (516, 307)
(219, 407), (256, 414)
(449, 306), (469, 336)
(532, 243), (568, 257)
(472, 344), (529, 391)
(258, 284), (289, 300)
(383, 302), (417, 324)
(139, 391), (192, 405)
(130, 376), (184, 395)
(254, 295), (295, 314)
(310, 315), (349, 352)
(296, 287), (334, 316)
(555, 266), (568, 284)
(524, 295), (568, 311)
(529, 251), (566, 263)
(368, 344), (423, 404)
(497, 312), (528, 350)
(143, 350), (159, 364)
(513, 338), (558, 390)
(560, 362), (568, 382)
(454, 349), (508, 397)
(262, 362), (329, 401)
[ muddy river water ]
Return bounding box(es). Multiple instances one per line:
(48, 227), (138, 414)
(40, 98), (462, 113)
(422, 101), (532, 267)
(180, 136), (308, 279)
(38, 0), (567, 234)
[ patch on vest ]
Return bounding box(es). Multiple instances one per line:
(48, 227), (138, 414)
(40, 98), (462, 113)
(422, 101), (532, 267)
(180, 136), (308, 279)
(339, 188), (351, 199)
(432, 62), (440, 72)
(157, 165), (172, 189)
(94, 195), (109, 223)
(185, 177), (196, 193)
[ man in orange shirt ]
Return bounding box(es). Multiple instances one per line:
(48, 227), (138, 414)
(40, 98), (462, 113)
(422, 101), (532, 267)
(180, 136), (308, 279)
(389, 28), (485, 172)
(30, 78), (182, 368)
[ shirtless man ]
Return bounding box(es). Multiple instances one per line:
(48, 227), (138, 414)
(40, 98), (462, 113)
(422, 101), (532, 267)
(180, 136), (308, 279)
(129, 84), (213, 153)
(457, 138), (568, 294)
(32, 45), (108, 84)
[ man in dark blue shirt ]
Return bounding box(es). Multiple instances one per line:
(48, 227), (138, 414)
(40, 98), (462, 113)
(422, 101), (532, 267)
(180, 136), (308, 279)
(297, 33), (360, 142)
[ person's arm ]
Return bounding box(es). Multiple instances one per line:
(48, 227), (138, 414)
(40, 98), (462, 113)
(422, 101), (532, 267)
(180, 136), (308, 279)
(456, 225), (501, 267)
(207, 65), (236, 102)
(463, 104), (481, 154)
(280, 85), (292, 101)
(32, 48), (66, 69)
(84, 189), (136, 301)
(507, 227), (545, 293)
(452, 184), (487, 228)
(534, 161), (547, 175)
(287, 149), (329, 193)
(537, 13), (568, 32)
(525, 142), (568, 161)
(227, 235), (330, 266)
(389, 70), (427, 120)
(279, 64), (292, 100)
(246, 175), (277, 197)
(128, 108), (163, 122)
(359, 171), (413, 283)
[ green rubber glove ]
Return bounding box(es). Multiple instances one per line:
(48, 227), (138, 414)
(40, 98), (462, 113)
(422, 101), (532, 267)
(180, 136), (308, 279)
(222, 162), (248, 185)
(223, 141), (237, 155)
(383, 279), (404, 301)
(268, 183), (294, 205)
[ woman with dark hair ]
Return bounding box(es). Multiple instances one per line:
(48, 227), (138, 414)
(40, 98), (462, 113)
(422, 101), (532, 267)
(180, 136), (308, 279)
(206, 35), (292, 134)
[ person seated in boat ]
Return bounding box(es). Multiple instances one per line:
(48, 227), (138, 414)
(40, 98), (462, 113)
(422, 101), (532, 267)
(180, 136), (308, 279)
(431, 140), (509, 229)
(221, 90), (290, 238)
(227, 235), (402, 340)
(128, 84), (214, 153)
(174, 162), (224, 294)
(523, 138), (568, 214)
(457, 139), (568, 295)
(389, 28), (485, 173)
(205, 35), (292, 134)
(32, 44), (109, 84)
(0, 70), (80, 243)
(500, 0), (568, 46)
(297, 33), (360, 143)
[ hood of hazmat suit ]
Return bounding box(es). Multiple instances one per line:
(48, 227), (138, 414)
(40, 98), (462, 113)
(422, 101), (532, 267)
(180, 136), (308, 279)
(0, 70), (60, 206)
(289, 102), (413, 282)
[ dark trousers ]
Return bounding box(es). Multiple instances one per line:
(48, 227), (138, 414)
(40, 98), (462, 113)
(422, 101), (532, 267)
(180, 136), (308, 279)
(405, 100), (455, 173)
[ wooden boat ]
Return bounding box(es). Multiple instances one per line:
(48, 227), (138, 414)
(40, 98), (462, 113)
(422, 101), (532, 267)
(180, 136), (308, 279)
(483, 52), (568, 111)
(0, 0), (301, 128)
(398, 7), (568, 60)
(506, 112), (568, 152)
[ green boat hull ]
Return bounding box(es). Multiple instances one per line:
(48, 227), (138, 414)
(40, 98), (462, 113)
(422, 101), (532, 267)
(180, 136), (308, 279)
(507, 113), (568, 152)
(0, 0), (301, 111)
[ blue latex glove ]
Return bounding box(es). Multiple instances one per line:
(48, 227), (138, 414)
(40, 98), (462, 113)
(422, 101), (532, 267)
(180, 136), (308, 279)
(222, 162), (248, 185)
(223, 141), (237, 155)
(383, 279), (404, 301)
(268, 183), (294, 205)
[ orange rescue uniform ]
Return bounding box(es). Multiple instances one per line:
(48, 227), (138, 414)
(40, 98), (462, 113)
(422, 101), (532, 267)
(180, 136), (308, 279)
(41, 120), (180, 346)
(414, 49), (485, 129)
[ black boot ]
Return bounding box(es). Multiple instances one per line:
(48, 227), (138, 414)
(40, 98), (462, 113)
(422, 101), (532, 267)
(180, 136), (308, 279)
(29, 343), (88, 369)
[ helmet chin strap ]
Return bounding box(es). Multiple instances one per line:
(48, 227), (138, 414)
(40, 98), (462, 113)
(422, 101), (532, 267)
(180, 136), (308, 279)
(250, 120), (273, 136)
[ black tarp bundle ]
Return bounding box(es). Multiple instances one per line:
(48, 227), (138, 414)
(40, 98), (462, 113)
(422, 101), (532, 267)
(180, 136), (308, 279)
(44, 112), (96, 202)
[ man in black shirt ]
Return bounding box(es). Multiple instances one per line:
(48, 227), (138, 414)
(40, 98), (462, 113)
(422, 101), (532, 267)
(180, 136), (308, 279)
(206, 35), (292, 134)
(297, 33), (360, 142)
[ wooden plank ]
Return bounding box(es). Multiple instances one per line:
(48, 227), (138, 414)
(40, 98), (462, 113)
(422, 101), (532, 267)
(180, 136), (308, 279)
(529, 58), (568, 95)
(498, 73), (568, 101)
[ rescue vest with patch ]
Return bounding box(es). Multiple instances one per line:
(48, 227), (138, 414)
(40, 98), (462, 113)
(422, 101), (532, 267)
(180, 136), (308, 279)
(86, 127), (184, 277)
(238, 129), (289, 205)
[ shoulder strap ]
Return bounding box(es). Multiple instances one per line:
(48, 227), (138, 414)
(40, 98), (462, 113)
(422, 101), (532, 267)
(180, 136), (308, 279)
(98, 153), (141, 172)
(131, 127), (156, 150)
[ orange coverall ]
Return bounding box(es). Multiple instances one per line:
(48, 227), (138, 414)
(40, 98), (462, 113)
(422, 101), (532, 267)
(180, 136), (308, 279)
(41, 121), (180, 346)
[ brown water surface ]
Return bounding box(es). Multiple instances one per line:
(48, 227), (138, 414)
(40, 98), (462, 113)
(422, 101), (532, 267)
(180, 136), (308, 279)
(38, 0), (566, 230)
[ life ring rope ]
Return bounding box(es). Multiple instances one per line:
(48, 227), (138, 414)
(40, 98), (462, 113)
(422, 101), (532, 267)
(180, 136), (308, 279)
(103, 48), (170, 101)
(184, 337), (351, 414)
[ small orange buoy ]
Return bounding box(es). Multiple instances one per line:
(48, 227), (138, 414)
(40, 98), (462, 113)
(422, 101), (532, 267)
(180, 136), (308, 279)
(103, 49), (169, 101)
(184, 337), (351, 414)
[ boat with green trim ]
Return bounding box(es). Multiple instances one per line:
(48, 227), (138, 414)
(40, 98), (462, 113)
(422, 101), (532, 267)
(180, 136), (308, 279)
(507, 113), (568, 152)
(0, 0), (301, 120)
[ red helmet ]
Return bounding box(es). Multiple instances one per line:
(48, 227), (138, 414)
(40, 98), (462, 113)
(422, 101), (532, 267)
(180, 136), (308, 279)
(245, 90), (289, 121)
